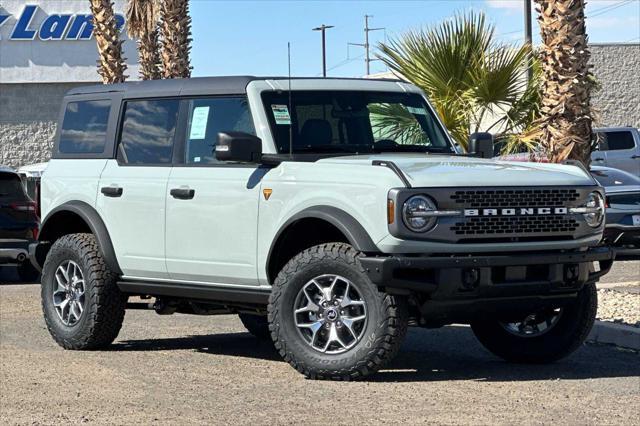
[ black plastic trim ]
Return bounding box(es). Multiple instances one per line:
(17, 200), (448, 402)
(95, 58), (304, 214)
(117, 280), (270, 305)
(38, 201), (122, 274)
(273, 206), (378, 253)
(360, 246), (614, 291)
(372, 160), (412, 188)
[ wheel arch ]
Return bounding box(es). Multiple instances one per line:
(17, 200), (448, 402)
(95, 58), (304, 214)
(265, 206), (379, 284)
(37, 201), (122, 275)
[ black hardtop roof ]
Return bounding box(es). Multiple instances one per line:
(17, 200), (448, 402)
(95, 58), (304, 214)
(66, 76), (404, 98)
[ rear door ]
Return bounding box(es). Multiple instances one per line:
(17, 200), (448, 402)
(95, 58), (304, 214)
(165, 96), (262, 285)
(96, 98), (180, 279)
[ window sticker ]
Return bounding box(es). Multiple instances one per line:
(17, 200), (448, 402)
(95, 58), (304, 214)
(271, 104), (291, 125)
(189, 106), (210, 139)
(406, 106), (427, 115)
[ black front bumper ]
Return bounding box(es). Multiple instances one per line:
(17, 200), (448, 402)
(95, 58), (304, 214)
(360, 246), (614, 325)
(361, 246), (613, 294)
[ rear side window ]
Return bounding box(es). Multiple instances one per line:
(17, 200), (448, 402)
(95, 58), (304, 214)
(59, 100), (111, 154)
(600, 131), (635, 151)
(118, 99), (180, 165)
(0, 173), (26, 199)
(184, 97), (255, 164)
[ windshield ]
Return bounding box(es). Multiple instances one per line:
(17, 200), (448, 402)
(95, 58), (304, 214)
(262, 91), (454, 155)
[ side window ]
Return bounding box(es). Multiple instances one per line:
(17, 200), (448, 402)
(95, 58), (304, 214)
(184, 97), (255, 164)
(603, 131), (635, 151)
(118, 99), (180, 165)
(59, 100), (111, 154)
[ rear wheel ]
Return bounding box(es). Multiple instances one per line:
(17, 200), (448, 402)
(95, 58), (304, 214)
(471, 283), (597, 363)
(268, 243), (408, 380)
(41, 233), (126, 350)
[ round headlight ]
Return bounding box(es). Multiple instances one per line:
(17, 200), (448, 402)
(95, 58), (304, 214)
(584, 191), (605, 228)
(402, 195), (438, 232)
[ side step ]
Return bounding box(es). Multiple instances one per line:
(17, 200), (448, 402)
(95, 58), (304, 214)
(117, 280), (271, 305)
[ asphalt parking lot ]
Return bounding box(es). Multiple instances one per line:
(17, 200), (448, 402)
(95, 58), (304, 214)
(1, 273), (639, 425)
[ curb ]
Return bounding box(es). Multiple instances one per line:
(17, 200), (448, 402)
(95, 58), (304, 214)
(588, 320), (640, 351)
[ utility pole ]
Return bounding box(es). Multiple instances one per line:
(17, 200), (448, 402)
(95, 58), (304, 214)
(312, 24), (334, 77)
(524, 0), (533, 82)
(349, 15), (384, 76)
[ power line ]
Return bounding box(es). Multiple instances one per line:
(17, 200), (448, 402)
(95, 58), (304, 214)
(590, 0), (634, 18)
(315, 54), (364, 77)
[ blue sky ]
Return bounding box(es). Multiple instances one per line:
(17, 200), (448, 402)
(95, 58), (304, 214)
(190, 0), (640, 78)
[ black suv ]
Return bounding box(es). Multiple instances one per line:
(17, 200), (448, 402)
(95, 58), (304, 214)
(0, 166), (40, 281)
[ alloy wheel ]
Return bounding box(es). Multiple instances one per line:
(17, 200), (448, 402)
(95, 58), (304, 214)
(499, 308), (563, 338)
(52, 260), (86, 326)
(293, 274), (368, 354)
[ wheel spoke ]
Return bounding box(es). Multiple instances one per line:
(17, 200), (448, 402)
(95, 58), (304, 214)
(51, 260), (85, 326)
(340, 282), (365, 308)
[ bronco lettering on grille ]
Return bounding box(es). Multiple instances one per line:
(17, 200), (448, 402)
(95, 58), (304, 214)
(464, 207), (568, 217)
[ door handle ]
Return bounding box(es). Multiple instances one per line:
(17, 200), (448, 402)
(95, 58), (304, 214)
(170, 187), (195, 200)
(592, 158), (604, 162)
(631, 155), (640, 159)
(101, 186), (123, 197)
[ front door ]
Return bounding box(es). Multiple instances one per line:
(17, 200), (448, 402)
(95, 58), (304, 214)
(165, 96), (263, 285)
(96, 98), (180, 279)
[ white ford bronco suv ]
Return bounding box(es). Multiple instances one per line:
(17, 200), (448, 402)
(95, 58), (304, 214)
(33, 76), (613, 380)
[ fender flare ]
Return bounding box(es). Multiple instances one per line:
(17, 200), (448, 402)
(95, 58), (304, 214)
(39, 201), (122, 275)
(266, 206), (380, 274)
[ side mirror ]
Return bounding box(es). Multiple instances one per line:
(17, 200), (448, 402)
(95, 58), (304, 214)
(468, 132), (494, 158)
(215, 132), (262, 163)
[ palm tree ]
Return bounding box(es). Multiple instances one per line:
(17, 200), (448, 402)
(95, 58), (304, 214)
(125, 0), (162, 80)
(89, 0), (127, 84)
(378, 12), (539, 151)
(532, 0), (592, 164)
(159, 0), (192, 79)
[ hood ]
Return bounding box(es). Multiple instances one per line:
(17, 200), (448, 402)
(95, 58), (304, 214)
(317, 154), (597, 187)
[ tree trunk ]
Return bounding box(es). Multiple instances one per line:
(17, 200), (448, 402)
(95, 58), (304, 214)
(535, 0), (592, 165)
(89, 0), (127, 84)
(125, 0), (162, 80)
(138, 29), (162, 80)
(160, 0), (192, 79)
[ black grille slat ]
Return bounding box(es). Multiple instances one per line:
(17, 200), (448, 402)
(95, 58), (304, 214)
(451, 215), (579, 235)
(450, 189), (579, 208)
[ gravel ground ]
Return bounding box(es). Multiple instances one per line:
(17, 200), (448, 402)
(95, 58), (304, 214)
(1, 284), (639, 425)
(597, 289), (640, 327)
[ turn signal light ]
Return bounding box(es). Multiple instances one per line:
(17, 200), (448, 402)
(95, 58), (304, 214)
(387, 199), (395, 224)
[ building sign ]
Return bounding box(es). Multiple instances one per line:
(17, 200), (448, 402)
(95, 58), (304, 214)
(0, 5), (125, 41)
(0, 0), (138, 83)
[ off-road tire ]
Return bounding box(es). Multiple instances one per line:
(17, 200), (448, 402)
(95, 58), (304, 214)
(471, 283), (597, 363)
(238, 313), (270, 339)
(268, 243), (408, 380)
(17, 262), (40, 282)
(41, 233), (126, 350)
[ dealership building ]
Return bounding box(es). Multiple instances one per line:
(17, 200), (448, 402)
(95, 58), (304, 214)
(0, 0), (139, 168)
(1, 2), (639, 169)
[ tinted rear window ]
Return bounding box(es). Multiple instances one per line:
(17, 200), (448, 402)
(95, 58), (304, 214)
(59, 100), (111, 154)
(0, 173), (26, 198)
(118, 99), (180, 165)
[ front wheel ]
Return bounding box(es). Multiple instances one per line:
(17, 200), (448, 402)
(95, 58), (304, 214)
(471, 283), (597, 363)
(268, 243), (408, 380)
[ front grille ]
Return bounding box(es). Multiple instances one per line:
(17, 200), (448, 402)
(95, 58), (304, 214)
(451, 215), (580, 235)
(450, 189), (580, 208)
